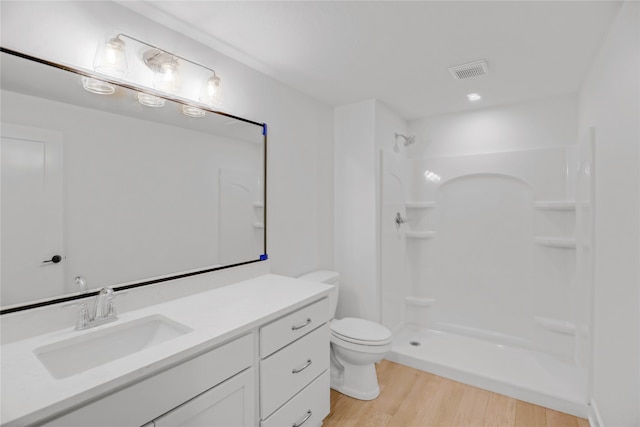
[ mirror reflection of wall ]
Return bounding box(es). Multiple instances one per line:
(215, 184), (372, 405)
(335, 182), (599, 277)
(0, 50), (266, 310)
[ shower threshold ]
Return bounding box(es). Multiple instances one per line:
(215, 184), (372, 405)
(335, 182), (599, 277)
(386, 324), (588, 418)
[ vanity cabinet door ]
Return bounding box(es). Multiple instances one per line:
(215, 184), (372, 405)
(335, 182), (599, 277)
(148, 368), (255, 427)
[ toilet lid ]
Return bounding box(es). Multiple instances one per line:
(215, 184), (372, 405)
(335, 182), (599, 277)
(331, 318), (392, 343)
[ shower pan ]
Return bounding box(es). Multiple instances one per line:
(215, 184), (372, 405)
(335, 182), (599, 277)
(379, 140), (594, 417)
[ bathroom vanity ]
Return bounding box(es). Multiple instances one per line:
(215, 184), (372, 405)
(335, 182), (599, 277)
(0, 274), (332, 427)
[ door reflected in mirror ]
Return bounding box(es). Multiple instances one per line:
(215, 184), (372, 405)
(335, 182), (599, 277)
(0, 49), (266, 311)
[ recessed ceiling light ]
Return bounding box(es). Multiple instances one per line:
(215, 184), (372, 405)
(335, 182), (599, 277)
(467, 93), (482, 101)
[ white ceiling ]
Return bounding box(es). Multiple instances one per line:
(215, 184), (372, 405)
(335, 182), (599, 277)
(125, 1), (621, 120)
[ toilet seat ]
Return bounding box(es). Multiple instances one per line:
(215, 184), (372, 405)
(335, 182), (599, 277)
(330, 318), (392, 346)
(330, 334), (393, 355)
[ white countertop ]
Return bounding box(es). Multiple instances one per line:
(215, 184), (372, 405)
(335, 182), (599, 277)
(0, 274), (332, 426)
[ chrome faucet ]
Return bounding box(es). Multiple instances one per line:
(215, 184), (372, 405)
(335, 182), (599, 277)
(66, 285), (118, 330)
(79, 287), (118, 330)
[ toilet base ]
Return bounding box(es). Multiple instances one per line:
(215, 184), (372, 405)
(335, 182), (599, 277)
(330, 382), (380, 401)
(330, 358), (381, 400)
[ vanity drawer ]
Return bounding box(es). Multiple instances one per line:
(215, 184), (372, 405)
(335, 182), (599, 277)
(260, 324), (329, 418)
(261, 370), (329, 427)
(260, 297), (329, 357)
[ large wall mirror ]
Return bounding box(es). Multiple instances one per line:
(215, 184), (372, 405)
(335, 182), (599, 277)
(0, 49), (267, 313)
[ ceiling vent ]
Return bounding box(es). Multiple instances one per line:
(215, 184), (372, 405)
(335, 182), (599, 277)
(448, 60), (488, 80)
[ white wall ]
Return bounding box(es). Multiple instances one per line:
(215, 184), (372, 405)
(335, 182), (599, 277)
(578, 2), (640, 426)
(0, 1), (334, 283)
(334, 100), (377, 320)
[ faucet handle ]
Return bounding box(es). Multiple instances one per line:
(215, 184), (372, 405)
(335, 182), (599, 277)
(104, 288), (116, 316)
(76, 304), (91, 329)
(106, 298), (116, 317)
(94, 287), (114, 320)
(61, 300), (91, 329)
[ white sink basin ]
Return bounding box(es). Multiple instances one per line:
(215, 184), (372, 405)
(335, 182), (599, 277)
(34, 315), (193, 379)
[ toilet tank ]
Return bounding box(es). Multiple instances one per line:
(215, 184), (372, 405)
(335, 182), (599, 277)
(298, 270), (339, 318)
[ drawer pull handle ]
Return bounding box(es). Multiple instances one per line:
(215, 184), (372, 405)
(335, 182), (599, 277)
(292, 359), (312, 374)
(292, 410), (312, 427)
(291, 318), (312, 331)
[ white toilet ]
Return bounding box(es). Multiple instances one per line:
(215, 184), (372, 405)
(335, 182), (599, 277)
(299, 270), (392, 400)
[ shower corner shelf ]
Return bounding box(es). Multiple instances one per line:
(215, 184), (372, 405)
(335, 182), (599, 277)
(253, 202), (264, 208)
(534, 237), (576, 249)
(253, 222), (264, 229)
(405, 201), (436, 209)
(405, 231), (436, 239)
(533, 201), (576, 211)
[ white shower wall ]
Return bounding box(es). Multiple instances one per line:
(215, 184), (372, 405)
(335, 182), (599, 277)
(396, 146), (585, 359)
(380, 95), (593, 411)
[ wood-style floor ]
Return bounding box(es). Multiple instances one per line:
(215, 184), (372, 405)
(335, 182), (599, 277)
(322, 360), (589, 427)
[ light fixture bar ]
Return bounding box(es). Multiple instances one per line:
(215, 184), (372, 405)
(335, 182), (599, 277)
(115, 33), (222, 106)
(116, 33), (219, 81)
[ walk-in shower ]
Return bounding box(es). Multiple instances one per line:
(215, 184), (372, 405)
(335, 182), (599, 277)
(379, 140), (594, 417)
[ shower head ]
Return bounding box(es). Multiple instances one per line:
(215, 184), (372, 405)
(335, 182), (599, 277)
(395, 132), (416, 147)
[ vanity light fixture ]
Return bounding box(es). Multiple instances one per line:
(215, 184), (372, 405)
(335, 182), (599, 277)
(87, 33), (224, 110)
(143, 49), (181, 94)
(93, 35), (128, 77)
(199, 74), (222, 107)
